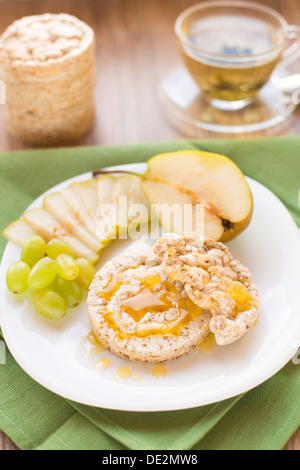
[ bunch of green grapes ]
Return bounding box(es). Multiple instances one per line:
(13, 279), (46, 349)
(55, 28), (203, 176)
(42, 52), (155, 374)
(6, 236), (96, 321)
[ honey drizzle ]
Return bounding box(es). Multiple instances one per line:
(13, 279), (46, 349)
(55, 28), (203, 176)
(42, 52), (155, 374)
(97, 263), (258, 342)
(114, 367), (132, 381)
(84, 331), (106, 357)
(132, 374), (142, 381)
(95, 358), (111, 371)
(198, 333), (217, 354)
(152, 365), (167, 378)
(192, 253), (258, 311)
(227, 281), (258, 316)
(97, 264), (148, 302)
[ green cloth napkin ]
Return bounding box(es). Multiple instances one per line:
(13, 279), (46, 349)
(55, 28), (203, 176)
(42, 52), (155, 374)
(0, 136), (299, 450)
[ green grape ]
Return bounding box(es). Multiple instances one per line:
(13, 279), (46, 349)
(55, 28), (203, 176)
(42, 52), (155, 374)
(76, 258), (96, 290)
(33, 289), (68, 321)
(46, 238), (75, 260)
(56, 254), (80, 281)
(21, 235), (46, 268)
(6, 261), (31, 295)
(27, 257), (58, 290)
(53, 277), (83, 308)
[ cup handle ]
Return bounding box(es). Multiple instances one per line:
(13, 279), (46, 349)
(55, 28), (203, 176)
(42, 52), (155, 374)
(278, 25), (300, 69)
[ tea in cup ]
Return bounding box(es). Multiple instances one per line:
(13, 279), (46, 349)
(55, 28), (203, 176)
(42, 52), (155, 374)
(175, 1), (300, 110)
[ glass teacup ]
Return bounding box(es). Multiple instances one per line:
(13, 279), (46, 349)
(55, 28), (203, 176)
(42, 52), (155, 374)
(175, 1), (300, 110)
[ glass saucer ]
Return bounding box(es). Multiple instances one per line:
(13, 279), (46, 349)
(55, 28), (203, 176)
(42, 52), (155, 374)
(159, 66), (298, 134)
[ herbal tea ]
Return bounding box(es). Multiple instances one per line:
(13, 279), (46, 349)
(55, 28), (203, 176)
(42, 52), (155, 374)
(179, 14), (282, 102)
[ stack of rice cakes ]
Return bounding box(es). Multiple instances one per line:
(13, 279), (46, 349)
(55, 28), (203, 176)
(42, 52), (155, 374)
(0, 13), (95, 146)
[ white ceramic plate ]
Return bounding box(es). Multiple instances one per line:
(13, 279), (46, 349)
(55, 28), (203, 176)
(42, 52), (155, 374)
(1, 163), (300, 412)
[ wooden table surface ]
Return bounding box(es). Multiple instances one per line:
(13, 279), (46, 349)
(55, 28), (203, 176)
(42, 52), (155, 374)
(0, 0), (299, 450)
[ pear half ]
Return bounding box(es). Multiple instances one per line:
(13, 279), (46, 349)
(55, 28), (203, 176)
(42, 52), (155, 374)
(141, 150), (253, 242)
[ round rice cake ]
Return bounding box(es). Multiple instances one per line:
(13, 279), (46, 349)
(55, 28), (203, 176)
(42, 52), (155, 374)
(0, 13), (94, 73)
(87, 251), (211, 363)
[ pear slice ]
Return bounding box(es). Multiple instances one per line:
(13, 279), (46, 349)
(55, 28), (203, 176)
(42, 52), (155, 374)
(96, 175), (118, 206)
(126, 176), (152, 238)
(127, 175), (152, 217)
(64, 180), (111, 248)
(23, 208), (67, 240)
(96, 175), (131, 238)
(2, 219), (38, 247)
(80, 180), (99, 226)
(96, 175), (152, 239)
(109, 176), (135, 237)
(141, 150), (253, 242)
(43, 193), (102, 253)
(23, 208), (99, 263)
